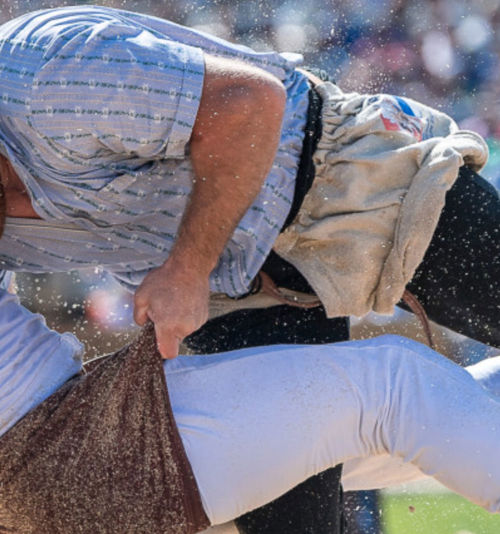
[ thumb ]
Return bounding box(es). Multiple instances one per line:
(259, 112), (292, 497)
(133, 301), (150, 326)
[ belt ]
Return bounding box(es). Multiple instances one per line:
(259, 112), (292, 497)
(281, 68), (325, 230)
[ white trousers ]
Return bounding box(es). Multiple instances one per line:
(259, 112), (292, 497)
(342, 354), (500, 492)
(164, 335), (500, 525)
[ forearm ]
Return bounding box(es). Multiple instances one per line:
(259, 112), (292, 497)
(168, 54), (286, 276)
(133, 55), (286, 357)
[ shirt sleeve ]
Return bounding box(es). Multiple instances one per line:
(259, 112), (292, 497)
(28, 18), (205, 162)
(0, 286), (83, 437)
(0, 270), (13, 291)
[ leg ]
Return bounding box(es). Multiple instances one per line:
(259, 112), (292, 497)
(167, 335), (500, 524)
(203, 357), (500, 520)
(342, 353), (500, 491)
(407, 166), (500, 347)
(186, 303), (348, 534)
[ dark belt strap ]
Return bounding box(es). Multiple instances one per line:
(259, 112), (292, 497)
(281, 68), (327, 230)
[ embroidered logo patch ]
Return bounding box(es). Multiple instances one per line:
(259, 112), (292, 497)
(372, 95), (424, 141)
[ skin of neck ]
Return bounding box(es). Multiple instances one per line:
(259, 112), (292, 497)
(0, 155), (40, 220)
(0, 181), (5, 238)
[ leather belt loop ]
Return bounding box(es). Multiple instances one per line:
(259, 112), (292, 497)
(402, 289), (435, 349)
(258, 270), (322, 309)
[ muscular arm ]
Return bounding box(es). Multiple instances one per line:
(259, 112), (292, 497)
(134, 55), (286, 358)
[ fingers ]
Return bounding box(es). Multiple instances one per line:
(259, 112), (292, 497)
(153, 312), (205, 358)
(155, 328), (181, 359)
(134, 305), (186, 358)
(132, 263), (210, 359)
(133, 300), (149, 326)
(133, 295), (205, 359)
(153, 319), (189, 360)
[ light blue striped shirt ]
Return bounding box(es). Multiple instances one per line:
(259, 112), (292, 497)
(0, 270), (83, 437)
(0, 6), (309, 296)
